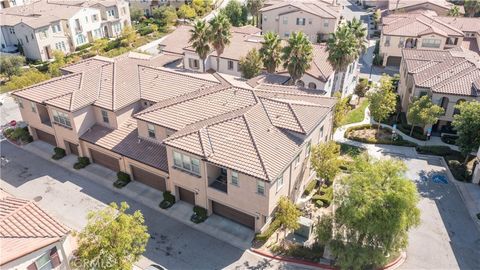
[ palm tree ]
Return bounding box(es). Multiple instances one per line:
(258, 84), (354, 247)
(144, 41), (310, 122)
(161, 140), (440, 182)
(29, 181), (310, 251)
(326, 24), (359, 94)
(189, 20), (211, 72)
(346, 18), (367, 53)
(246, 0), (264, 26)
(281, 32), (313, 84)
(208, 14), (232, 72)
(448, 5), (461, 16)
(259, 32), (282, 73)
(464, 0), (480, 17)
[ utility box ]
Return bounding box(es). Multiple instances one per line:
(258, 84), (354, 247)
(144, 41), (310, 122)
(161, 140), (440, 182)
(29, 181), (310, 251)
(294, 216), (314, 239)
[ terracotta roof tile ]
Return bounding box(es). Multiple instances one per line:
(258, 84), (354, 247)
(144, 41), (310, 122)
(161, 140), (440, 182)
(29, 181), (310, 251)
(382, 13), (464, 37)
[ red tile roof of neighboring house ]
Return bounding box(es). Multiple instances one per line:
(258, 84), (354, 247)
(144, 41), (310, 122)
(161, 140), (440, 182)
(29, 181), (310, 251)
(260, 0), (340, 19)
(382, 12), (464, 37)
(0, 196), (69, 266)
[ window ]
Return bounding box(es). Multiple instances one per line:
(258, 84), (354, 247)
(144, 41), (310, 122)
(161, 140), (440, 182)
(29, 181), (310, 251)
(25, 35), (29, 43)
(276, 174), (284, 191)
(16, 98), (23, 108)
(31, 102), (36, 113)
(101, 110), (109, 123)
(263, 15), (267, 21)
(319, 126), (324, 141)
(228, 60), (234, 70)
(293, 154), (300, 168)
(257, 180), (265, 195)
(92, 14), (98, 22)
(419, 91), (428, 97)
(308, 82), (316, 89)
(446, 37), (458, 45)
(52, 109), (71, 128)
(31, 33), (34, 40)
(55, 41), (66, 51)
(173, 151), (201, 175)
(122, 7), (126, 15)
(11, 0), (16, 5)
(35, 252), (53, 270)
(147, 123), (155, 138)
(296, 18), (306, 25)
(113, 23), (122, 33)
(231, 171), (239, 186)
(305, 141), (311, 157)
(52, 24), (61, 33)
(323, 19), (329, 27)
(398, 37), (405, 48)
(384, 36), (391, 47)
(308, 18), (312, 24)
(283, 17), (288, 24)
(76, 34), (86, 44)
(39, 29), (48, 39)
(284, 32), (290, 38)
(107, 9), (115, 16)
(188, 58), (199, 69)
(422, 38), (441, 48)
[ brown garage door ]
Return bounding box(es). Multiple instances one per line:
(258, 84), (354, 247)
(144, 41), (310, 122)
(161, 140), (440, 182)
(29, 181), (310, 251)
(131, 165), (166, 191)
(212, 201), (255, 230)
(65, 141), (79, 156)
(178, 187), (195, 205)
(386, 56), (402, 67)
(35, 129), (57, 146)
(89, 148), (120, 172)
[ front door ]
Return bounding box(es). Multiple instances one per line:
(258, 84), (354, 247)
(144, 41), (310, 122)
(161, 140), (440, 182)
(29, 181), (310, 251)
(178, 187), (195, 205)
(44, 45), (52, 59)
(65, 141), (79, 156)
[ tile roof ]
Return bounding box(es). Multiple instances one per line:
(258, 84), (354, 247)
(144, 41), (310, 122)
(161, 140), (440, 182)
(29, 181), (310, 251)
(306, 44), (335, 82)
(0, 196), (69, 265)
(387, 0), (459, 12)
(260, 0), (340, 19)
(437, 17), (480, 33)
(382, 12), (464, 37)
(158, 25), (193, 55)
(80, 118), (169, 172)
(12, 53), (195, 112)
(402, 48), (480, 96)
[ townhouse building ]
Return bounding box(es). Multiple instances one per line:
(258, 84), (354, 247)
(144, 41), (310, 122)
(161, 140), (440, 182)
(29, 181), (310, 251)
(398, 48), (480, 134)
(158, 25), (356, 97)
(12, 52), (336, 232)
(259, 0), (341, 43)
(379, 11), (477, 67)
(0, 0), (30, 9)
(0, 193), (72, 270)
(386, 0), (462, 16)
(0, 0), (130, 61)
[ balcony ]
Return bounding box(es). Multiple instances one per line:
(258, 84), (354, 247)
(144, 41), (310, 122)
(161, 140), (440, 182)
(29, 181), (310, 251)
(403, 38), (417, 49)
(207, 164), (228, 193)
(75, 25), (83, 33)
(37, 104), (52, 127)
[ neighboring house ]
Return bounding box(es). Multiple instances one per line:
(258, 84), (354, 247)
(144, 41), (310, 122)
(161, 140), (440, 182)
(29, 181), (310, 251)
(0, 0), (130, 61)
(0, 194), (72, 270)
(387, 0), (463, 16)
(398, 48), (480, 133)
(259, 0), (341, 43)
(380, 11), (466, 67)
(0, 0), (31, 9)
(159, 26), (356, 96)
(436, 16), (480, 55)
(12, 52), (336, 233)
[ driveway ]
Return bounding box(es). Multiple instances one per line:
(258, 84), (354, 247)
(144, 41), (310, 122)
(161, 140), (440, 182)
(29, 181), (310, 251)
(0, 140), (315, 270)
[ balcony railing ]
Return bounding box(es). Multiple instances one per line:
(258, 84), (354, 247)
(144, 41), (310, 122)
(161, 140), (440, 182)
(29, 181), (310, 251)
(209, 174), (227, 193)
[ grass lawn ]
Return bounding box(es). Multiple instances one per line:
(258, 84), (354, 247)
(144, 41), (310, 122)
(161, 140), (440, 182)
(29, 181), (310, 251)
(343, 99), (369, 125)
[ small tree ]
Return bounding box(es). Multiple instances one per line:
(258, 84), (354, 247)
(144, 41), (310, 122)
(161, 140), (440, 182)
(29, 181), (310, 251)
(333, 92), (350, 128)
(246, 0), (264, 26)
(239, 48), (262, 79)
(192, 0), (212, 16)
(464, 0), (480, 17)
(177, 4), (197, 20)
(259, 32), (282, 73)
(367, 75), (397, 132)
(75, 202), (149, 270)
(310, 141), (341, 183)
(120, 26), (137, 47)
(281, 31), (313, 84)
(5, 69), (50, 91)
(326, 155), (420, 270)
(0, 55), (25, 79)
(276, 196), (301, 243)
(221, 0), (247, 26)
(130, 8), (143, 22)
(48, 50), (66, 77)
(452, 101), (480, 164)
(407, 95), (444, 136)
(91, 38), (108, 54)
(448, 5), (461, 16)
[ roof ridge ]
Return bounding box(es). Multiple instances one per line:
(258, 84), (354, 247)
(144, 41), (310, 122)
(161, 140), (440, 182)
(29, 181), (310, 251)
(111, 62), (116, 111)
(139, 64), (221, 84)
(432, 66), (479, 92)
(13, 72), (80, 93)
(242, 108), (270, 181)
(0, 197), (29, 221)
(69, 69), (87, 111)
(287, 102), (306, 134)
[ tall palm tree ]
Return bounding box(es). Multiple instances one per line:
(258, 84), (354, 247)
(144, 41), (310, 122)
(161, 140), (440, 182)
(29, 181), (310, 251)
(246, 0), (264, 26)
(448, 5), (461, 16)
(464, 0), (480, 17)
(326, 24), (359, 94)
(281, 32), (313, 84)
(189, 20), (211, 72)
(208, 14), (232, 72)
(346, 18), (367, 53)
(259, 32), (282, 73)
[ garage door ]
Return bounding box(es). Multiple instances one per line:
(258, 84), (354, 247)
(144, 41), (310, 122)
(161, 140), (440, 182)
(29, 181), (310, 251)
(212, 201), (255, 230)
(178, 187), (195, 205)
(89, 148), (120, 172)
(65, 141), (79, 156)
(35, 129), (57, 146)
(131, 165), (166, 191)
(386, 56), (402, 67)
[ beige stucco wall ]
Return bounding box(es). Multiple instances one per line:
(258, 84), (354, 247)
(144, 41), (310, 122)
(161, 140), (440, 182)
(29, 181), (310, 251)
(73, 105), (96, 137)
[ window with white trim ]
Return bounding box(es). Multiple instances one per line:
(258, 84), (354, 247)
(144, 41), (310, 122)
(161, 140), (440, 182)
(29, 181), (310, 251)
(293, 154), (300, 168)
(173, 151), (201, 175)
(276, 173), (284, 191)
(107, 9), (115, 16)
(422, 38), (441, 48)
(188, 58), (199, 69)
(52, 24), (61, 33)
(257, 180), (265, 195)
(52, 109), (71, 128)
(228, 60), (234, 70)
(296, 18), (306, 25)
(147, 123), (155, 138)
(35, 252), (53, 270)
(92, 14), (99, 22)
(231, 171), (239, 186)
(31, 102), (36, 113)
(101, 110), (109, 123)
(39, 29), (48, 39)
(305, 140), (311, 157)
(323, 19), (329, 27)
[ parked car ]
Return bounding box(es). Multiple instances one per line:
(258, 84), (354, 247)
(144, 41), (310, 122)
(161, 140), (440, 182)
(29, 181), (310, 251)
(145, 264), (167, 270)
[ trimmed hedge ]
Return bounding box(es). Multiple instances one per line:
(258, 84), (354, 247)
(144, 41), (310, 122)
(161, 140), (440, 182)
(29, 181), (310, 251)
(75, 43), (93, 51)
(114, 172), (131, 188)
(441, 134), (458, 145)
(191, 206), (208, 223)
(159, 191), (175, 209)
(303, 179), (317, 196)
(74, 157), (90, 169)
(345, 124), (417, 147)
(51, 147), (66, 160)
(255, 218), (281, 242)
(415, 146), (453, 156)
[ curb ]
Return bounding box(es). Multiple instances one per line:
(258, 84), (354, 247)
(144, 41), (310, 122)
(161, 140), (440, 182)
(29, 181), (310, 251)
(250, 249), (406, 270)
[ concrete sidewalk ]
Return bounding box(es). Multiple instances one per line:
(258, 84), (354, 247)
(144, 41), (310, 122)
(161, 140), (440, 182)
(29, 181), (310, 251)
(22, 141), (254, 250)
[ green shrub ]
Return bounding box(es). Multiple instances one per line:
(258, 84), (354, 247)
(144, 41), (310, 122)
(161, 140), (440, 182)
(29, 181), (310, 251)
(355, 79), (369, 97)
(255, 218), (281, 242)
(345, 124), (417, 147)
(138, 26), (154, 36)
(191, 206), (208, 223)
(303, 179), (317, 196)
(4, 128), (14, 137)
(416, 146), (453, 156)
(51, 147), (66, 160)
(447, 159), (471, 182)
(114, 172), (131, 188)
(159, 191), (176, 209)
(104, 39), (122, 51)
(441, 134), (458, 145)
(75, 43), (93, 51)
(74, 156), (90, 169)
(286, 244), (324, 261)
(314, 200), (324, 208)
(9, 127), (31, 142)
